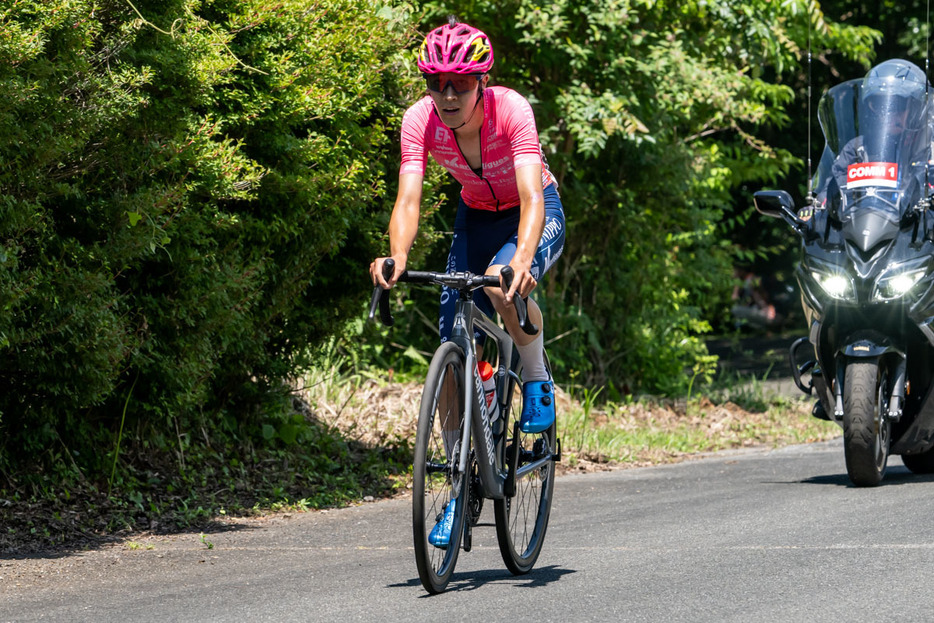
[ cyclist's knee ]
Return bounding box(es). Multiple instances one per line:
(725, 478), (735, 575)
(483, 264), (507, 310)
(485, 288), (507, 316)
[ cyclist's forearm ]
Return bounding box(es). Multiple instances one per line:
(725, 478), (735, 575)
(513, 166), (545, 269)
(514, 200), (544, 268)
(388, 204), (419, 259)
(388, 174), (424, 260)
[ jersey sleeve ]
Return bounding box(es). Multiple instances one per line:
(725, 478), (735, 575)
(503, 91), (544, 170)
(399, 99), (431, 176)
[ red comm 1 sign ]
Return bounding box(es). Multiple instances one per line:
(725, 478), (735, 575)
(847, 162), (898, 189)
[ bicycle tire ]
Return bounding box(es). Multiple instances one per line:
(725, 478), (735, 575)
(494, 370), (556, 575)
(412, 341), (469, 594)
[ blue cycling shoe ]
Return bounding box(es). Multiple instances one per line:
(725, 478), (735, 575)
(520, 380), (555, 433)
(428, 499), (457, 549)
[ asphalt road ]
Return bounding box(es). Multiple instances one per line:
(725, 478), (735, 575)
(4, 439), (934, 622)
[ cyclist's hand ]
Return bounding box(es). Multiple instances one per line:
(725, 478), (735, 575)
(504, 260), (536, 303)
(370, 255), (406, 289)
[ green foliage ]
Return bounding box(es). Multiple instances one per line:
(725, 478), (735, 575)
(410, 0), (877, 393)
(0, 0), (906, 545)
(0, 0), (417, 480)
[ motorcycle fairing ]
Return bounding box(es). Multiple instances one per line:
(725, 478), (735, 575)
(891, 383), (934, 454)
(812, 79), (931, 254)
(839, 330), (903, 359)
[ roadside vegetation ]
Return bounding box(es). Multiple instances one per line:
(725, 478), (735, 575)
(0, 335), (838, 553)
(301, 339), (839, 475)
(0, 1), (922, 552)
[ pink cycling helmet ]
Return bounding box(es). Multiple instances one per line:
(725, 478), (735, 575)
(417, 20), (494, 75)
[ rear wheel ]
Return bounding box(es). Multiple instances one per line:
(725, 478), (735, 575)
(494, 372), (556, 574)
(842, 361), (891, 487)
(412, 342), (468, 594)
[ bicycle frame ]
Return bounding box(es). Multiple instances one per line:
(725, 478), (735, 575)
(450, 295), (554, 501)
(369, 259), (551, 502)
(449, 295), (514, 501)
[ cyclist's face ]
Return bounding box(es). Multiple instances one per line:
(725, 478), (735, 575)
(426, 73), (487, 128)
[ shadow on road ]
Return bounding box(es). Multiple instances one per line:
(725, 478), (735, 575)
(389, 564), (577, 595)
(0, 519), (258, 561)
(785, 465), (934, 488)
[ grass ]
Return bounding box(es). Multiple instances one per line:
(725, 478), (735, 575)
(0, 344), (840, 554)
(556, 388), (837, 471)
(302, 358), (840, 476)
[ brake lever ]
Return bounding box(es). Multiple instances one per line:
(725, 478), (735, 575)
(500, 266), (538, 335)
(367, 258), (395, 327)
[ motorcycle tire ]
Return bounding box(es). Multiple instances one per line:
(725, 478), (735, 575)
(842, 361), (891, 487)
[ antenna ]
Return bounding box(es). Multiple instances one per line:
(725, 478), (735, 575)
(806, 5), (815, 205)
(927, 0), (931, 204)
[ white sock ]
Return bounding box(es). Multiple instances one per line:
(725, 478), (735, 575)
(516, 332), (549, 382)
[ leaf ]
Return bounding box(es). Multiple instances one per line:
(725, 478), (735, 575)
(403, 345), (428, 367)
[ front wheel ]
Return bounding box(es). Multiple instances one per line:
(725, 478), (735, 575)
(494, 375), (556, 574)
(842, 361), (891, 487)
(412, 342), (468, 594)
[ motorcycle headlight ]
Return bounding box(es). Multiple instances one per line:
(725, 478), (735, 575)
(873, 269), (926, 302)
(812, 271), (855, 300)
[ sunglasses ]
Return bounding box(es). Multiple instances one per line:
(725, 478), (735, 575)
(424, 73), (483, 94)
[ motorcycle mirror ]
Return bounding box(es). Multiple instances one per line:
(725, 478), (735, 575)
(754, 190), (807, 232)
(753, 190), (795, 218)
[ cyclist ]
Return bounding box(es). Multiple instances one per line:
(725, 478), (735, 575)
(369, 18), (565, 544)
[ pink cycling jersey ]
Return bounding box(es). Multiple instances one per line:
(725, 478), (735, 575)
(400, 86), (557, 211)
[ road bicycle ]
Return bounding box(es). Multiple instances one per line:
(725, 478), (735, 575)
(369, 259), (560, 594)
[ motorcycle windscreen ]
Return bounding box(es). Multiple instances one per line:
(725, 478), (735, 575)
(811, 79), (931, 245)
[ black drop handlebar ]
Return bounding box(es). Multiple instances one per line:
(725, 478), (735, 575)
(368, 259), (538, 335)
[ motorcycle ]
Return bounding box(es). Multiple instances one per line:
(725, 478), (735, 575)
(754, 59), (934, 486)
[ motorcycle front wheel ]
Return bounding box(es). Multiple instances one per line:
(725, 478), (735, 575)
(842, 361), (891, 487)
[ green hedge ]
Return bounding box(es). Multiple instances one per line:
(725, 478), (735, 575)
(0, 0), (414, 464)
(0, 0), (884, 478)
